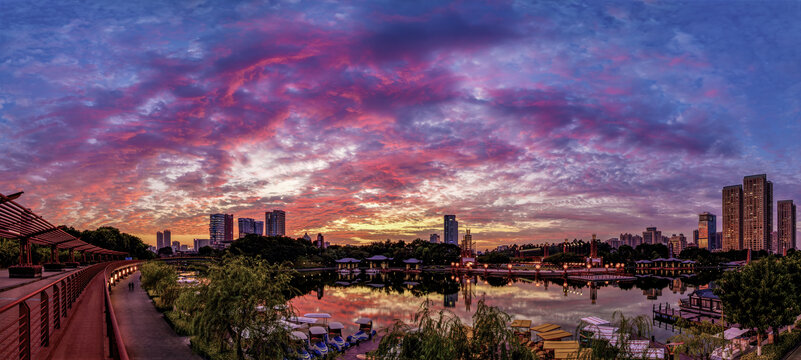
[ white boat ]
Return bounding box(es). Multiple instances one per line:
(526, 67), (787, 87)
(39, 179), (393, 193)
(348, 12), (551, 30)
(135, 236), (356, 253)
(327, 322), (350, 351)
(308, 326), (329, 357)
(348, 318), (377, 344)
(303, 313), (331, 325)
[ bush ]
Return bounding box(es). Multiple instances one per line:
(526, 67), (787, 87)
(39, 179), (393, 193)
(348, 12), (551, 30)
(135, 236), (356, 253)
(741, 329), (801, 360)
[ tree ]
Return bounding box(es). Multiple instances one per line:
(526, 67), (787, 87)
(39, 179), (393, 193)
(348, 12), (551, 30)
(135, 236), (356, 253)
(140, 261), (180, 308)
(0, 238), (19, 268)
(187, 255), (298, 360)
(63, 226), (154, 259)
(371, 299), (534, 360)
(197, 246), (215, 257)
(669, 320), (726, 360)
(715, 257), (795, 356)
(158, 246), (173, 257)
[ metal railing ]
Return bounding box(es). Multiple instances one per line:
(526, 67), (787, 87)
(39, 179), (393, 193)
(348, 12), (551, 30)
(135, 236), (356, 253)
(103, 261), (140, 360)
(0, 263), (107, 359)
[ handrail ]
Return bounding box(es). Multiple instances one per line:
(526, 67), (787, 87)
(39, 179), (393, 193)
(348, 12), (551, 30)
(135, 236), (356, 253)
(0, 262), (110, 359)
(103, 261), (140, 360)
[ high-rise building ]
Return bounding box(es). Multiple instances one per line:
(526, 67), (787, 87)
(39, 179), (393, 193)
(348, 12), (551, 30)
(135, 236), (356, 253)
(722, 185), (743, 250)
(302, 233), (312, 242)
(238, 218), (258, 238)
(669, 234), (687, 255)
(692, 230), (699, 247)
(430, 234), (440, 243)
(315, 233), (325, 249)
(642, 227), (661, 245)
(698, 213), (716, 251)
(266, 210), (286, 236)
(714, 232), (723, 250)
(254, 221), (264, 236)
(778, 200), (796, 253)
(743, 174), (772, 252)
(163, 229), (171, 249)
(156, 231), (164, 250)
(193, 238), (211, 250)
(461, 229), (474, 258)
(210, 214), (234, 246)
(444, 215), (458, 245)
(172, 241), (180, 252)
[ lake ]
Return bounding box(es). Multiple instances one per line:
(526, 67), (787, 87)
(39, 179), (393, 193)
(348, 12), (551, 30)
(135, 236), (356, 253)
(289, 270), (721, 342)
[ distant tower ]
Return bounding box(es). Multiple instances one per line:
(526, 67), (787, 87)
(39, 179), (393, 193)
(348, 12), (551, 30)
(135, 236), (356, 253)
(302, 232), (312, 242)
(266, 210), (286, 236)
(590, 234), (598, 258)
(444, 215), (458, 245)
(210, 214), (234, 246)
(778, 200), (796, 253)
(722, 185), (744, 250)
(698, 213), (716, 251)
(163, 230), (171, 249)
(429, 234), (440, 244)
(254, 221), (264, 236)
(742, 174), (772, 252)
(461, 229), (474, 258)
(238, 218), (256, 238)
(316, 233), (325, 249)
(156, 231), (164, 250)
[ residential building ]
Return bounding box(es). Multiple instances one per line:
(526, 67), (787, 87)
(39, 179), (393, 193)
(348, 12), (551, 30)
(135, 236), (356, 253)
(444, 215), (458, 245)
(164, 229), (171, 249)
(643, 227), (662, 245)
(172, 241), (180, 252)
(266, 210), (286, 236)
(254, 221), (264, 236)
(238, 218), (258, 238)
(698, 212), (716, 251)
(742, 174), (772, 252)
(722, 185), (743, 250)
(714, 232), (723, 250)
(315, 233), (326, 249)
(692, 230), (699, 247)
(430, 234), (440, 243)
(180, 244), (188, 251)
(669, 234), (687, 255)
(210, 213), (234, 246)
(193, 238), (211, 250)
(302, 233), (312, 242)
(156, 231), (164, 250)
(778, 200), (797, 253)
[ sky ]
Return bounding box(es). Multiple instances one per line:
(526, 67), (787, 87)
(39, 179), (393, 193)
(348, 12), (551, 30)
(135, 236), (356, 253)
(2, 0), (801, 249)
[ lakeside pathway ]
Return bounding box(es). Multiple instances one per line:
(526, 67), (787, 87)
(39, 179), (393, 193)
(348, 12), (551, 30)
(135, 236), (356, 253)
(111, 272), (201, 360)
(46, 273), (107, 359)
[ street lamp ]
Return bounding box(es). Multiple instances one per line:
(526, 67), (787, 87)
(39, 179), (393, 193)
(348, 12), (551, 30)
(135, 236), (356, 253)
(563, 263), (568, 276)
(586, 263), (592, 275)
(484, 263), (488, 274)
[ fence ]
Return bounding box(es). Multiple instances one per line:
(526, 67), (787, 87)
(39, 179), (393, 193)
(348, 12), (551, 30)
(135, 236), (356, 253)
(0, 260), (138, 359)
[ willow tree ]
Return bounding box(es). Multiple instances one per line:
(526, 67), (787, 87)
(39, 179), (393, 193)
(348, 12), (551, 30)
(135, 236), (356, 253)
(187, 255), (299, 360)
(669, 320), (726, 360)
(576, 311), (652, 360)
(371, 299), (534, 360)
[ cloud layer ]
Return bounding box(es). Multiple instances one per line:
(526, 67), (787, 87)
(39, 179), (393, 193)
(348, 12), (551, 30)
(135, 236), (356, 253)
(2, 0), (800, 247)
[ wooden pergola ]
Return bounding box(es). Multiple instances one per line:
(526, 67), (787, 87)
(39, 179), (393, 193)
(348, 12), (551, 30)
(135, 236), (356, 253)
(0, 191), (127, 277)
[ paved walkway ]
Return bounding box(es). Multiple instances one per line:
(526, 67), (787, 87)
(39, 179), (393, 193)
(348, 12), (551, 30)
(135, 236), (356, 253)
(46, 271), (107, 360)
(785, 343), (801, 360)
(111, 272), (200, 360)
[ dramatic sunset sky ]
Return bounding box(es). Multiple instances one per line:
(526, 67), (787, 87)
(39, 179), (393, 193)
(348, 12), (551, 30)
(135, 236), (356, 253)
(2, 1), (800, 248)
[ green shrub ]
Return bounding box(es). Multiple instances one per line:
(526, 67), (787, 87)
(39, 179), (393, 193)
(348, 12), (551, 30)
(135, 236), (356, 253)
(741, 330), (801, 360)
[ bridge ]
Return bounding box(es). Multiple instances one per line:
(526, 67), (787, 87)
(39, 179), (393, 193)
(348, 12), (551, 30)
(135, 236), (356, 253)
(0, 192), (195, 359)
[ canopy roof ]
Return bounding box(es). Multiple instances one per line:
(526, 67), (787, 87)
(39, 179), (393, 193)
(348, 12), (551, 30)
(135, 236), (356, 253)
(328, 322), (344, 330)
(309, 326), (326, 335)
(0, 192), (127, 255)
(403, 258), (422, 264)
(335, 258), (361, 263)
(365, 255), (392, 261)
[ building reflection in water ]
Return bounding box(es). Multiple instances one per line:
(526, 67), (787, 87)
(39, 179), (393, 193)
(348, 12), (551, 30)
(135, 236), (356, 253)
(643, 288), (662, 300)
(461, 276), (475, 312)
(444, 292), (458, 308)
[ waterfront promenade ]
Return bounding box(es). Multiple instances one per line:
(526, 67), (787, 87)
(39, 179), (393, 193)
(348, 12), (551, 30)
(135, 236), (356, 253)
(111, 272), (201, 360)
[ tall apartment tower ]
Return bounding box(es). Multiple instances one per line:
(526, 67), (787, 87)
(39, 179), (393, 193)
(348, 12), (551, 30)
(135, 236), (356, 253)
(430, 234), (440, 243)
(266, 210), (286, 236)
(722, 185), (743, 250)
(238, 218), (257, 238)
(698, 213), (716, 251)
(444, 215), (458, 245)
(156, 231), (164, 250)
(254, 221), (264, 236)
(778, 200), (797, 253)
(163, 229), (171, 249)
(742, 174), (772, 252)
(642, 227), (661, 245)
(210, 214), (234, 246)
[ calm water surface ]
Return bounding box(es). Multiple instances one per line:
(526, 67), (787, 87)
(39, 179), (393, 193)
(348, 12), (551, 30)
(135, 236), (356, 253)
(290, 271), (720, 342)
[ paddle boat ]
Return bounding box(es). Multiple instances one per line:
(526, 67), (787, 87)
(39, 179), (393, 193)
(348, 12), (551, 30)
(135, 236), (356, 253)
(347, 318), (377, 344)
(290, 330), (313, 360)
(327, 321), (350, 351)
(303, 313), (331, 326)
(308, 326), (329, 357)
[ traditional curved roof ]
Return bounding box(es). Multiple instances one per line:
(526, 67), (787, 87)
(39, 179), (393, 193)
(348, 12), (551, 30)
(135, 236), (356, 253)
(365, 255), (392, 261)
(0, 192), (127, 255)
(334, 257), (361, 263)
(403, 258), (422, 264)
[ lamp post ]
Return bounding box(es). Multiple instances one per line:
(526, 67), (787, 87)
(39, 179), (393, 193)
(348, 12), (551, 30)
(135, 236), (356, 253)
(563, 263), (568, 276)
(484, 263), (488, 275)
(535, 263), (541, 276)
(586, 263), (592, 275)
(508, 263), (513, 275)
(605, 264), (609, 274)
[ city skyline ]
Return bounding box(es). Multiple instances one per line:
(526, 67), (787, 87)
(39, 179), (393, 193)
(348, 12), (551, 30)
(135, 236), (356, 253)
(3, 1), (801, 248)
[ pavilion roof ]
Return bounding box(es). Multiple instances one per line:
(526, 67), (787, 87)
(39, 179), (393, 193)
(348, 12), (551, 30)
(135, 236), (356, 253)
(0, 192), (127, 255)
